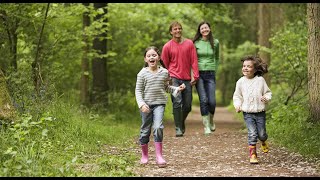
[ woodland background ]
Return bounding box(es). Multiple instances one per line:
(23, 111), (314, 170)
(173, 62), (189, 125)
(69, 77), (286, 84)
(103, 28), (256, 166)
(0, 3), (319, 176)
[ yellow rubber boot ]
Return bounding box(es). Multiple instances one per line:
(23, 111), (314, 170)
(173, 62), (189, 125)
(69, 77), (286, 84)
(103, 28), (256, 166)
(261, 141), (269, 153)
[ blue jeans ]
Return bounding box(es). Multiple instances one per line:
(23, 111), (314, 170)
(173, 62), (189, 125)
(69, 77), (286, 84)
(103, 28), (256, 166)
(171, 78), (193, 133)
(243, 111), (268, 145)
(195, 71), (216, 116)
(139, 104), (165, 145)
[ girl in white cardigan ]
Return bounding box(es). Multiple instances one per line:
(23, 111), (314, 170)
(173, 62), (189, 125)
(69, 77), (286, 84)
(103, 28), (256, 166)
(233, 55), (271, 164)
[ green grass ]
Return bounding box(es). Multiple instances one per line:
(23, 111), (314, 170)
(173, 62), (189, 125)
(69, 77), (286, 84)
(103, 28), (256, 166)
(0, 92), (141, 177)
(267, 103), (320, 159)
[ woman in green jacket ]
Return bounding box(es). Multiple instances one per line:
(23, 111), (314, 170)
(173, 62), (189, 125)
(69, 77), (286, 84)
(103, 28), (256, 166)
(192, 21), (220, 135)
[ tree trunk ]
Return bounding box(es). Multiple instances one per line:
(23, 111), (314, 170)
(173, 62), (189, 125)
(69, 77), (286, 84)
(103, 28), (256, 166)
(271, 4), (285, 31)
(0, 9), (18, 70)
(32, 3), (50, 95)
(92, 3), (108, 106)
(0, 69), (16, 122)
(231, 3), (242, 49)
(307, 3), (320, 123)
(80, 3), (90, 106)
(11, 26), (17, 70)
(257, 3), (271, 85)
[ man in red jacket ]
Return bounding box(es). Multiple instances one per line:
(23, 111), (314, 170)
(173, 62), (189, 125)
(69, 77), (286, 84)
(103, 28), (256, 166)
(161, 21), (199, 137)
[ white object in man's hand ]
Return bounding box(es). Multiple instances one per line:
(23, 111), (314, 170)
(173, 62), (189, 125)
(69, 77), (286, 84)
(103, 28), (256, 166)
(172, 83), (185, 98)
(172, 88), (180, 98)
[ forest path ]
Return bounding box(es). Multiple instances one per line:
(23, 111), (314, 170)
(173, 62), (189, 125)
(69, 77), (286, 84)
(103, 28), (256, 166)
(132, 106), (320, 177)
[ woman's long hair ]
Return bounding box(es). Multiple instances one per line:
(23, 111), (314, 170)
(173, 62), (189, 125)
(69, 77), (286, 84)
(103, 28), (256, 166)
(192, 21), (215, 50)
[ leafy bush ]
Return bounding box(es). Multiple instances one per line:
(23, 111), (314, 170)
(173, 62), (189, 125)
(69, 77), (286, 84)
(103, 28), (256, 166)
(268, 101), (320, 158)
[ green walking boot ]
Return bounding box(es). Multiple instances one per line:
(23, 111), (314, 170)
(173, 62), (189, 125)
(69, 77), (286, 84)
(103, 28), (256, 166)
(202, 115), (211, 135)
(173, 108), (183, 137)
(209, 113), (216, 132)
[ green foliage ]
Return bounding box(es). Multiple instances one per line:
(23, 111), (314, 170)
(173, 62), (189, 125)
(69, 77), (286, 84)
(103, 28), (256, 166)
(42, 4), (84, 93)
(269, 21), (308, 105)
(0, 112), (61, 176)
(192, 91), (200, 107)
(163, 96), (173, 122)
(0, 4), (44, 69)
(1, 3), (85, 97)
(106, 90), (137, 114)
(218, 3), (257, 49)
(280, 3), (307, 23)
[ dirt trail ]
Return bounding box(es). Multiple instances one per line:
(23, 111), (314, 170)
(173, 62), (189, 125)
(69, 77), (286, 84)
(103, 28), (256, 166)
(133, 106), (320, 177)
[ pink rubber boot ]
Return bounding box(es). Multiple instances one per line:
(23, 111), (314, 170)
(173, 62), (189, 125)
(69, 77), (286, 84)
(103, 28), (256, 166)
(154, 142), (167, 168)
(140, 144), (148, 165)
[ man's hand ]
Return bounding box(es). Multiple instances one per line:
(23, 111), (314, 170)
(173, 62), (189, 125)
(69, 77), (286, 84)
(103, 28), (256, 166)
(190, 79), (197, 86)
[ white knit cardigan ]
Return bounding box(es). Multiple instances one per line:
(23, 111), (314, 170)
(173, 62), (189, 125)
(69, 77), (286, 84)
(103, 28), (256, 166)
(233, 76), (272, 113)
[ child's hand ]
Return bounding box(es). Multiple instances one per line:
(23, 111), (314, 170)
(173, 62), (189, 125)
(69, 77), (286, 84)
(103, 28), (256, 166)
(260, 96), (269, 103)
(141, 104), (150, 113)
(178, 83), (186, 92)
(235, 107), (241, 113)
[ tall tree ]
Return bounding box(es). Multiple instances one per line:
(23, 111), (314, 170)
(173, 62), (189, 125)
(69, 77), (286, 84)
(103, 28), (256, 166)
(92, 3), (108, 106)
(307, 3), (320, 123)
(80, 3), (90, 105)
(31, 3), (50, 95)
(257, 3), (271, 85)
